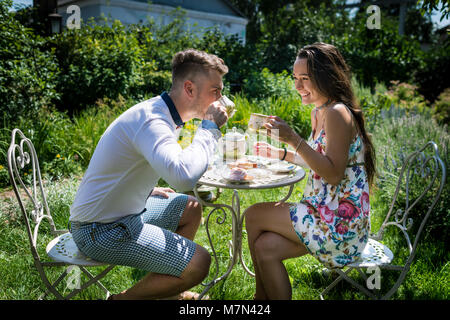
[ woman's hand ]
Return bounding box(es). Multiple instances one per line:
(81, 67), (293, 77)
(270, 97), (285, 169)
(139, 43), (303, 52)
(253, 142), (282, 160)
(150, 187), (175, 198)
(263, 116), (302, 147)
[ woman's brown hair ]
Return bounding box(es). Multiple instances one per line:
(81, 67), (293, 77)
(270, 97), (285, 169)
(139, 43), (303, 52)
(297, 42), (376, 187)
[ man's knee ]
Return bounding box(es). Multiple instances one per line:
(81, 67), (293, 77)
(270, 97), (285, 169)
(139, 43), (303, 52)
(184, 195), (203, 223)
(182, 245), (211, 282)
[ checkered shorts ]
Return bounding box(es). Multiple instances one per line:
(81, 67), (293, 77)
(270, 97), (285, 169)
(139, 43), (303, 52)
(70, 192), (197, 277)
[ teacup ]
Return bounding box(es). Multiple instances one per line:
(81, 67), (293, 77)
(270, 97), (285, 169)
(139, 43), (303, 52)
(218, 95), (236, 118)
(248, 113), (270, 132)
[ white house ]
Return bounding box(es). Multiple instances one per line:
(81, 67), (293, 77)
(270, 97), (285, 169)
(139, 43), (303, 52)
(57, 0), (248, 43)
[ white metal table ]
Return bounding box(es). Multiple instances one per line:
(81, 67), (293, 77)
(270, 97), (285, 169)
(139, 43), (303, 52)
(193, 158), (306, 299)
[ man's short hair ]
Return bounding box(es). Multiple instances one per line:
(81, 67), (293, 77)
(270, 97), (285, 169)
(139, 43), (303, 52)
(171, 49), (228, 87)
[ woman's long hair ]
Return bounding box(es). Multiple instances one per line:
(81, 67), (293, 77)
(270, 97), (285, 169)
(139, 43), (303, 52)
(297, 42), (376, 188)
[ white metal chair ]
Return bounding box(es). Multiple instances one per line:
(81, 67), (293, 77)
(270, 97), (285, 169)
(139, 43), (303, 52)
(7, 128), (115, 300)
(320, 141), (446, 300)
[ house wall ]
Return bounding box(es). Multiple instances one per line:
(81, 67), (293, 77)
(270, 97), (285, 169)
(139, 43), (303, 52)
(57, 0), (247, 43)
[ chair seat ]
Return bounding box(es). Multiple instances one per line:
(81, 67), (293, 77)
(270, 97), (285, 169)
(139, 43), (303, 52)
(347, 238), (394, 268)
(46, 233), (105, 266)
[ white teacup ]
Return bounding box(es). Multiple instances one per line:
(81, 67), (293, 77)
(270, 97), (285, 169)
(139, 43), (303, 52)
(248, 113), (270, 132)
(218, 95), (236, 118)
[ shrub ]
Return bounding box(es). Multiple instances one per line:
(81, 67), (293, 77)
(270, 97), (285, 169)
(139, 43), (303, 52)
(227, 93), (312, 139)
(384, 81), (429, 114)
(432, 88), (450, 125)
(372, 109), (449, 240)
(50, 18), (142, 114)
(414, 40), (450, 103)
(242, 68), (297, 101)
(0, 0), (60, 125)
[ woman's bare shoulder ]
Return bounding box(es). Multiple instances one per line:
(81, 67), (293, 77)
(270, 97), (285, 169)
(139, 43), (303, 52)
(325, 103), (352, 121)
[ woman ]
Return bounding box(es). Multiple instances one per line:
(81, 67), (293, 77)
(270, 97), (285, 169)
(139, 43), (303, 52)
(245, 42), (376, 300)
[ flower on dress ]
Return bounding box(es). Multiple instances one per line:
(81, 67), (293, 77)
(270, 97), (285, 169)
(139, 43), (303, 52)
(318, 205), (335, 224)
(316, 142), (323, 155)
(336, 199), (360, 221)
(355, 177), (364, 189)
(360, 191), (370, 216)
(335, 222), (349, 235)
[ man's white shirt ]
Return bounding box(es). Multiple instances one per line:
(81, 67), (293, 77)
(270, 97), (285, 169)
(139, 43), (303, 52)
(70, 95), (220, 223)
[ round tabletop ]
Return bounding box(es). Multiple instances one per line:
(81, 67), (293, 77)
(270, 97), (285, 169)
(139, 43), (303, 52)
(197, 159), (306, 190)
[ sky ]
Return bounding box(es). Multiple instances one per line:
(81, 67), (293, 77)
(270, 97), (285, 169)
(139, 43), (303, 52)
(9, 0), (450, 30)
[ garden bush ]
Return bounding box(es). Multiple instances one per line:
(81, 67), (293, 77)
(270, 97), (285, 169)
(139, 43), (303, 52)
(432, 88), (450, 125)
(0, 0), (60, 125)
(371, 108), (449, 240)
(414, 39), (450, 103)
(49, 18), (142, 115)
(242, 68), (297, 101)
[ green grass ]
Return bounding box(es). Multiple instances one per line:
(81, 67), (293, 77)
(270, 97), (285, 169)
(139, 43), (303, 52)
(0, 172), (448, 300)
(0, 86), (448, 300)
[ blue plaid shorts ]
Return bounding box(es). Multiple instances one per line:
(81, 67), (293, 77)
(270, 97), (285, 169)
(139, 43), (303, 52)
(70, 192), (197, 277)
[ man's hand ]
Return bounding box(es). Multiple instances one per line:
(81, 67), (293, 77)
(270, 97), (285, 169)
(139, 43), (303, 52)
(150, 187), (175, 198)
(203, 101), (228, 128)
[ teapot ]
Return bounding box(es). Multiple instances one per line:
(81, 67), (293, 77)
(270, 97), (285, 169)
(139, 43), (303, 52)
(219, 127), (247, 161)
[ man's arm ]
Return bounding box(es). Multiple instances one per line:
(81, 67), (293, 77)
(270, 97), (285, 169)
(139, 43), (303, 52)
(134, 117), (220, 192)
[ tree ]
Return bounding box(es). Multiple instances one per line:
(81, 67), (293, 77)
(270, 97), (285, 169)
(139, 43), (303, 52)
(418, 0), (450, 21)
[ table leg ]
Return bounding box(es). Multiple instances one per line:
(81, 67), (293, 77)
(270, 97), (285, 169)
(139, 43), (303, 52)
(193, 183), (296, 299)
(194, 187), (240, 300)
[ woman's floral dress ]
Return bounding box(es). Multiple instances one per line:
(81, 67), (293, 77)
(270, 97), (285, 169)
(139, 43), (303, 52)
(290, 123), (371, 269)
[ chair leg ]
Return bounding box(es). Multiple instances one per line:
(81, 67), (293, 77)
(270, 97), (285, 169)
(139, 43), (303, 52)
(335, 268), (378, 299)
(38, 267), (69, 300)
(64, 265), (115, 300)
(80, 266), (114, 295)
(320, 267), (380, 300)
(320, 268), (351, 299)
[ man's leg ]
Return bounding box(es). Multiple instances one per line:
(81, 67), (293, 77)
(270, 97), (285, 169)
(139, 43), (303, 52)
(111, 194), (210, 300)
(175, 195), (203, 241)
(112, 244), (211, 300)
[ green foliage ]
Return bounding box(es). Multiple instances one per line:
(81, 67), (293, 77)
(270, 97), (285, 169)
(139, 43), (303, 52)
(0, 0), (60, 125)
(414, 40), (450, 103)
(432, 88), (450, 125)
(334, 15), (425, 89)
(383, 81), (429, 114)
(242, 68), (297, 100)
(371, 109), (449, 239)
(50, 18), (142, 114)
(226, 91), (312, 140)
(419, 0), (450, 21)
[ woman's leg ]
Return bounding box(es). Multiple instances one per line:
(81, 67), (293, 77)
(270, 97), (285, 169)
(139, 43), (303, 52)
(244, 202), (308, 300)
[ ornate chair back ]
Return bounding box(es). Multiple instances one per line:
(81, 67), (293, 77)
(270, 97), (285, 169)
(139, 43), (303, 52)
(7, 128), (62, 263)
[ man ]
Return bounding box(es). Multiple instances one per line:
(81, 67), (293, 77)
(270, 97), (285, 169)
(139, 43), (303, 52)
(69, 49), (229, 300)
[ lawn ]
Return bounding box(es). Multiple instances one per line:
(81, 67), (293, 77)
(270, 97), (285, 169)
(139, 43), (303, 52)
(0, 169), (448, 300)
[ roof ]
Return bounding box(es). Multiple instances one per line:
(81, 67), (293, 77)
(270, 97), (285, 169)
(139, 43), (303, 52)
(66, 0), (248, 19)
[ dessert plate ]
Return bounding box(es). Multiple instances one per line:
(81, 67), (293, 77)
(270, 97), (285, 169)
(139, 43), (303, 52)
(267, 162), (297, 173)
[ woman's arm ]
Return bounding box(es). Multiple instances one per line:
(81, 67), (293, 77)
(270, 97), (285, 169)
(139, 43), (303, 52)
(291, 105), (353, 185)
(265, 104), (353, 185)
(285, 150), (310, 168)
